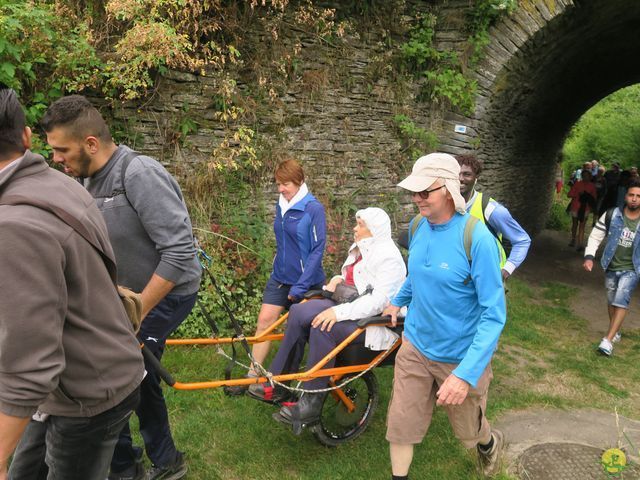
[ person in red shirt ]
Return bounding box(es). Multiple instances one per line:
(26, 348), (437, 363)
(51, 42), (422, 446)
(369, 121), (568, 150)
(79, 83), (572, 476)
(568, 169), (597, 251)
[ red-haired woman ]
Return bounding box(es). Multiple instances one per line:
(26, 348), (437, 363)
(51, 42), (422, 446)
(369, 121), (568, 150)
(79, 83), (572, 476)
(227, 159), (327, 394)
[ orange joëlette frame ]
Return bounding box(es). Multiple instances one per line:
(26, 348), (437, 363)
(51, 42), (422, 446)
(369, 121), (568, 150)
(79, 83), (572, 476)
(163, 309), (400, 410)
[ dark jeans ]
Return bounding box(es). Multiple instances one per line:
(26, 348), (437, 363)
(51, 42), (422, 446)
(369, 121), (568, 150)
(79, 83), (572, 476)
(111, 292), (197, 472)
(8, 417), (48, 480)
(8, 388), (139, 480)
(269, 298), (364, 389)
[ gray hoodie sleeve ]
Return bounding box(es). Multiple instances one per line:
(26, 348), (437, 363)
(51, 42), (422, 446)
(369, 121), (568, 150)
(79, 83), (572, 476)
(124, 160), (198, 284)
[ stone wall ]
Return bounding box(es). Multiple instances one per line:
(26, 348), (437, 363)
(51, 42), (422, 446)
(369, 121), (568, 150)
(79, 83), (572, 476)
(104, 0), (640, 235)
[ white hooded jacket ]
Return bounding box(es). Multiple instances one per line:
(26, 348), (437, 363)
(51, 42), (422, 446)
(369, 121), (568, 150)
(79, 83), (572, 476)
(331, 208), (407, 350)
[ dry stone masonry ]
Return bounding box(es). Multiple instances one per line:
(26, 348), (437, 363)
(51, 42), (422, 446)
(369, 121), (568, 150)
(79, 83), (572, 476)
(107, 0), (640, 234)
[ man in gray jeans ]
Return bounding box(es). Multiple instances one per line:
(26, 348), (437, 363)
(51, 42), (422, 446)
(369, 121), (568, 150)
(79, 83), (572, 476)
(40, 95), (202, 480)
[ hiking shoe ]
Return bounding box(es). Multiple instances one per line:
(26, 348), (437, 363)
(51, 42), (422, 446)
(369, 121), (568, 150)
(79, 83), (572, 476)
(223, 383), (248, 396)
(108, 451), (146, 480)
(598, 337), (613, 356)
(613, 332), (622, 343)
(147, 452), (187, 480)
(477, 429), (504, 478)
(576, 245), (584, 252)
(223, 372), (257, 396)
(247, 382), (291, 403)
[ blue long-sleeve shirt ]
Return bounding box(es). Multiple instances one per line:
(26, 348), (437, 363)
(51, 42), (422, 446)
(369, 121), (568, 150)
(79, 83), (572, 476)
(467, 191), (531, 275)
(392, 213), (506, 387)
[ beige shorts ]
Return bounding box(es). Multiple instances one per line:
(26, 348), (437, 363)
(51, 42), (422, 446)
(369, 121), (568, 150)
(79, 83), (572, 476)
(385, 337), (493, 448)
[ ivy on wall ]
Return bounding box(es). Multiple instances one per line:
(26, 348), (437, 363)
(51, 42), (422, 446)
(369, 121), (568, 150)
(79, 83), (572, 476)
(0, 0), (517, 336)
(397, 0), (517, 115)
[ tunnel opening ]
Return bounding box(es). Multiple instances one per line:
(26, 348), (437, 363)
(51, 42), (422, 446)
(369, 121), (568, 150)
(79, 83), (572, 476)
(476, 0), (640, 235)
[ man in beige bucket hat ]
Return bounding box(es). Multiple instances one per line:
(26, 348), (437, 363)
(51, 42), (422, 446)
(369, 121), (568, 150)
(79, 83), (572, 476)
(384, 153), (507, 479)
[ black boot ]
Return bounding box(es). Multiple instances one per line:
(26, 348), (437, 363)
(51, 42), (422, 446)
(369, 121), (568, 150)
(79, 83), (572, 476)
(276, 392), (326, 434)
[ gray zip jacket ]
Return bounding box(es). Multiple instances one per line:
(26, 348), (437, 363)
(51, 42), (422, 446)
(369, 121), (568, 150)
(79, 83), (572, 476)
(0, 151), (144, 418)
(83, 146), (201, 294)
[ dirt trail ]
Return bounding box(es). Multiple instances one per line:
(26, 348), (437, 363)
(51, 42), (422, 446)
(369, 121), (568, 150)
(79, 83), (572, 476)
(516, 229), (640, 336)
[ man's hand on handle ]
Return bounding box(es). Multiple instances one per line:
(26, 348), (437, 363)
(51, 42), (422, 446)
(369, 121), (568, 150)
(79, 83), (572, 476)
(382, 304), (401, 327)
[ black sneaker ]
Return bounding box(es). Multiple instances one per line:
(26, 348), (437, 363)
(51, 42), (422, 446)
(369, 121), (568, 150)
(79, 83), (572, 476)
(108, 450), (146, 480)
(147, 452), (187, 480)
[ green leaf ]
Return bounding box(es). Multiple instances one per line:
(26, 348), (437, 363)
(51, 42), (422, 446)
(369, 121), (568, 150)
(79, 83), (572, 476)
(0, 62), (15, 79)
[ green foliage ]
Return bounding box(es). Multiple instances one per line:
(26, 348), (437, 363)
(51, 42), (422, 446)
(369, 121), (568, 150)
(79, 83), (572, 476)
(393, 114), (439, 160)
(0, 1), (101, 124)
(545, 197), (571, 231)
(398, 14), (478, 114)
(175, 164), (274, 339)
(563, 84), (640, 172)
(425, 65), (477, 114)
(399, 14), (438, 73)
(467, 0), (518, 38)
(397, 2), (515, 114)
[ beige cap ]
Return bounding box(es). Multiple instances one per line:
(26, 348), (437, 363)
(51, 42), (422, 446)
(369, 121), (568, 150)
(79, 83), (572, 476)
(398, 153), (466, 214)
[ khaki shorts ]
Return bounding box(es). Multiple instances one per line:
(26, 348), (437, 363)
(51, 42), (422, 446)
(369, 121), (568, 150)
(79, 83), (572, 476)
(386, 337), (493, 448)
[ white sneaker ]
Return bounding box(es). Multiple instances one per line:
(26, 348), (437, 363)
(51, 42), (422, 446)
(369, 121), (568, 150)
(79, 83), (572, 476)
(613, 332), (622, 343)
(598, 338), (613, 356)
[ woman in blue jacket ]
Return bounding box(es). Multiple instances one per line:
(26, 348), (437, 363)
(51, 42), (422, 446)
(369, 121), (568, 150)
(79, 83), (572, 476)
(228, 159), (326, 394)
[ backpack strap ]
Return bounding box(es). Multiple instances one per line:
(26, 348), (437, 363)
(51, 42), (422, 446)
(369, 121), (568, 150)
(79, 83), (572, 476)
(90, 150), (140, 200)
(408, 213), (424, 246)
(479, 192), (501, 242)
(605, 207), (615, 233)
(462, 215), (479, 285)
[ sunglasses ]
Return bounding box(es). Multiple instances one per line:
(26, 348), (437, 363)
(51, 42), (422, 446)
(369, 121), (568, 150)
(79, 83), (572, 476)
(414, 184), (445, 199)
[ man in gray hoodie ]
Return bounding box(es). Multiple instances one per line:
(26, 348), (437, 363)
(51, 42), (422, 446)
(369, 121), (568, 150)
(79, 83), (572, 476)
(0, 88), (144, 479)
(41, 96), (201, 480)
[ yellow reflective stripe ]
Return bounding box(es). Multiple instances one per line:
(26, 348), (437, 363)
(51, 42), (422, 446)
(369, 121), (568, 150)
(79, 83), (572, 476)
(469, 192), (507, 268)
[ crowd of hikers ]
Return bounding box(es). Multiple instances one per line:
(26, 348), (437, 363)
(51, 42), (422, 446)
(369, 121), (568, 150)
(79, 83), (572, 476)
(566, 160), (636, 251)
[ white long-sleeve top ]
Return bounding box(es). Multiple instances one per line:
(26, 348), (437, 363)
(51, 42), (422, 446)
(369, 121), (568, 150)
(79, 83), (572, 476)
(331, 234), (407, 350)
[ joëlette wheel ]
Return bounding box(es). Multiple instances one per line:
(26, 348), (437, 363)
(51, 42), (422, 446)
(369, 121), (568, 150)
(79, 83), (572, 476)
(311, 371), (378, 447)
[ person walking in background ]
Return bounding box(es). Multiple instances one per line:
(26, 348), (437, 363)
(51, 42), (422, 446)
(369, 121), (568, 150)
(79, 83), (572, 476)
(593, 166), (608, 226)
(41, 95), (201, 480)
(567, 169), (597, 251)
(227, 158), (327, 394)
(584, 181), (640, 356)
(384, 153), (507, 480)
(555, 160), (565, 201)
(456, 154), (531, 280)
(616, 170), (632, 210)
(0, 87), (144, 480)
(602, 162), (621, 212)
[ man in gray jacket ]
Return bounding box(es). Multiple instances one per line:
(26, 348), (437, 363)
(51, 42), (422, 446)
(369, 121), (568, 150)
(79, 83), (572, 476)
(0, 88), (144, 479)
(41, 96), (201, 480)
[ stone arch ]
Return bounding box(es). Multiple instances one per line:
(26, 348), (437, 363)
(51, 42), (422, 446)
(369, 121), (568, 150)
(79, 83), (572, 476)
(441, 0), (640, 233)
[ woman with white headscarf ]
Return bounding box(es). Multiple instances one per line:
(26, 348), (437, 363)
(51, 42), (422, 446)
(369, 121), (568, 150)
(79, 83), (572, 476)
(248, 207), (406, 426)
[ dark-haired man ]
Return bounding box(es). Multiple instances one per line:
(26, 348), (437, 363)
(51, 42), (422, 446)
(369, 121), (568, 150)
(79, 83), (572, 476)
(456, 154), (531, 280)
(41, 95), (201, 480)
(0, 88), (144, 479)
(584, 181), (640, 356)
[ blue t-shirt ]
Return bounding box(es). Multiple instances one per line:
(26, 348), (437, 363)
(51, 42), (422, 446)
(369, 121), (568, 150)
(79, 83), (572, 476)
(392, 213), (506, 387)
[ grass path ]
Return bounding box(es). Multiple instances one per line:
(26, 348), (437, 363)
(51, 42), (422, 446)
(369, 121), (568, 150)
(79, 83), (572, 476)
(151, 278), (640, 479)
